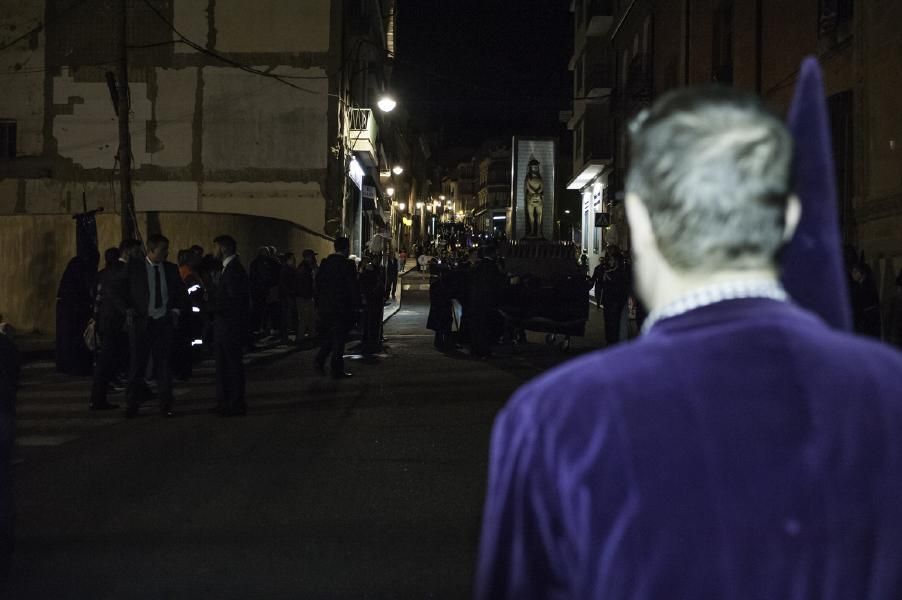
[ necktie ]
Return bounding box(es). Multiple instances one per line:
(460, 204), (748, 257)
(154, 265), (163, 309)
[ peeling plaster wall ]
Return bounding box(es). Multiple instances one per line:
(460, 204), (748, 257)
(54, 68), (152, 169)
(215, 1), (331, 53)
(173, 0), (211, 51)
(1, 0), (333, 225)
(202, 67), (329, 171)
(148, 68), (196, 168)
(0, 1), (46, 156)
(0, 0), (339, 334)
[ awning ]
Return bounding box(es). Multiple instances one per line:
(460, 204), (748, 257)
(567, 160), (611, 190)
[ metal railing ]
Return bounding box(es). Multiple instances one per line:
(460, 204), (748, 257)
(348, 108), (379, 156)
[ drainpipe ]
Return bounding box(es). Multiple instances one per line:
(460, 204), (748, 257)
(755, 0), (763, 93)
(684, 0), (691, 84)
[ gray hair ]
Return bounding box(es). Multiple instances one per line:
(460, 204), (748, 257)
(626, 86), (794, 272)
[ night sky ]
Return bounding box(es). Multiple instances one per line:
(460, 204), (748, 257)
(394, 0), (573, 156)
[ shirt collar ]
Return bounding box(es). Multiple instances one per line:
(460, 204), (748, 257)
(642, 279), (789, 335)
(146, 257), (161, 267)
(222, 254), (237, 269)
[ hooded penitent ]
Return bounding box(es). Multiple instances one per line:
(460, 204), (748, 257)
(780, 57), (853, 331)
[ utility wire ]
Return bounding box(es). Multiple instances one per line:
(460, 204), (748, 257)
(0, 0), (90, 55)
(137, 0), (325, 93)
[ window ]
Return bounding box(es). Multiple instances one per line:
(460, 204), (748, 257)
(0, 121), (15, 160)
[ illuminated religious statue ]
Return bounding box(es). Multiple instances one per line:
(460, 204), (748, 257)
(524, 157), (544, 237)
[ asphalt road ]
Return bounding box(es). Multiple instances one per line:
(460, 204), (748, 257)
(9, 276), (606, 599)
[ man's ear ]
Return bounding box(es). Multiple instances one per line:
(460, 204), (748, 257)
(783, 194), (802, 242)
(625, 193), (653, 248)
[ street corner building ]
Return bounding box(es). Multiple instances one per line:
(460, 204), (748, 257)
(0, 0), (413, 335)
(564, 0), (902, 322)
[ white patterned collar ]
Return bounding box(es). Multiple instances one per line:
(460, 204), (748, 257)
(641, 279), (789, 335)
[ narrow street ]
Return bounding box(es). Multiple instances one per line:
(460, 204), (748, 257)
(9, 273), (605, 599)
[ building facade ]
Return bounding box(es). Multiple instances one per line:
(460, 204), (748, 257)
(567, 0), (617, 271)
(0, 0), (401, 332)
(568, 0), (902, 332)
(475, 144), (512, 236)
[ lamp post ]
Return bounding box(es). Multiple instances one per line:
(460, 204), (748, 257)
(337, 93), (399, 245)
(416, 201), (425, 244)
(397, 202), (406, 250)
(377, 95), (397, 113)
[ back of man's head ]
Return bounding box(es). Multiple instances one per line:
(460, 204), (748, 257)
(214, 235), (237, 257)
(627, 86), (794, 273)
(119, 239), (142, 259)
(146, 233), (169, 254)
(103, 247), (121, 267)
(334, 236), (350, 254)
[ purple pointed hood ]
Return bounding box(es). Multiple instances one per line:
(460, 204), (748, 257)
(780, 57), (853, 331)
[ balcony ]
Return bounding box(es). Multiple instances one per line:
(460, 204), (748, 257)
(586, 0), (614, 37)
(348, 108), (379, 167)
(569, 112), (613, 190)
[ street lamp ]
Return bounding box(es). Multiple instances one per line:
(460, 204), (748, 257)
(377, 95), (397, 113)
(439, 195), (446, 201)
(387, 186), (395, 197)
(399, 202), (406, 211)
(392, 165), (404, 175)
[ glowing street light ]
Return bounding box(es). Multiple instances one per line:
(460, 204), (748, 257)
(377, 95), (397, 113)
(439, 195), (446, 201)
(386, 186), (395, 197)
(399, 202), (406, 211)
(392, 165), (404, 176)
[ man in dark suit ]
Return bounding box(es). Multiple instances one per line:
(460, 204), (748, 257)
(314, 236), (359, 379)
(89, 239), (142, 410)
(123, 233), (185, 418)
(211, 235), (250, 417)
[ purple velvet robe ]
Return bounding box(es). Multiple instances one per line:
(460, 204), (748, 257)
(476, 299), (902, 599)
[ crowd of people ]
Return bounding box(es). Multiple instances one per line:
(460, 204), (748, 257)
(37, 233), (408, 418)
(425, 241), (651, 357)
(425, 234), (902, 354)
(426, 245), (508, 358)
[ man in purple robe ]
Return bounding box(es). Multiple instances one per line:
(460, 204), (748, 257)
(476, 84), (902, 599)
